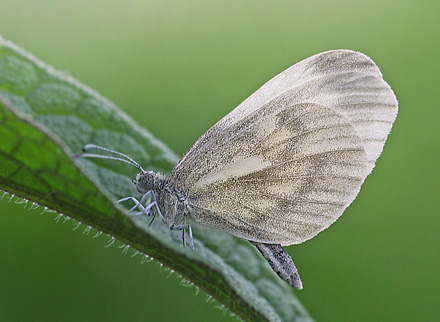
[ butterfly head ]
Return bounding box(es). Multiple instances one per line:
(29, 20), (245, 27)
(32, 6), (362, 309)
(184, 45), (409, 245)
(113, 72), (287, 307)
(133, 171), (164, 194)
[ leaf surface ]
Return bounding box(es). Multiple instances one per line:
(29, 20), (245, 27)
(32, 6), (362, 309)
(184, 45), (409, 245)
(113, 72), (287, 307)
(0, 37), (313, 322)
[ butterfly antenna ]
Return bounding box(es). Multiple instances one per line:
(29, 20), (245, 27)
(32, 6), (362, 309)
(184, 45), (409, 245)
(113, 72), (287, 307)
(74, 144), (145, 172)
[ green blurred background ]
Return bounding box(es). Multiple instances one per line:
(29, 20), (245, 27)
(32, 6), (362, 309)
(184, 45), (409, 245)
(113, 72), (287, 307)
(0, 1), (439, 321)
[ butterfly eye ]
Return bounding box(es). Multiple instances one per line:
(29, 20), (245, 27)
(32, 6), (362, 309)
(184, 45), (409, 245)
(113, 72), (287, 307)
(135, 171), (158, 194)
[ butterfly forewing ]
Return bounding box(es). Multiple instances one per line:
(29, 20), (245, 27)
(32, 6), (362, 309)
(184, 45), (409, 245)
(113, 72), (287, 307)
(168, 49), (397, 245)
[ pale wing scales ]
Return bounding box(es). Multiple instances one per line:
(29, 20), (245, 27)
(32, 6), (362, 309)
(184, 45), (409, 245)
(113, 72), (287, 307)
(184, 103), (368, 245)
(295, 70), (397, 172)
(167, 49), (397, 245)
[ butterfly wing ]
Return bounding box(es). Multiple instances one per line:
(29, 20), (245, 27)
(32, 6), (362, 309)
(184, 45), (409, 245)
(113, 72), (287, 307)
(168, 50), (397, 245)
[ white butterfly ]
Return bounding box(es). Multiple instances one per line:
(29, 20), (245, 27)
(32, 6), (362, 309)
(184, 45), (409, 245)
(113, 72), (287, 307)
(79, 50), (398, 289)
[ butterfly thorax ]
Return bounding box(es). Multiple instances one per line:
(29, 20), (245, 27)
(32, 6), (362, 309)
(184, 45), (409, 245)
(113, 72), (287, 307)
(134, 171), (189, 227)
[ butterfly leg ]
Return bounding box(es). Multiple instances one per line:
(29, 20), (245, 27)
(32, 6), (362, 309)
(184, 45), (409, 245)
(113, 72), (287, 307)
(116, 196), (154, 216)
(170, 223), (194, 251)
(116, 191), (159, 218)
(251, 242), (303, 289)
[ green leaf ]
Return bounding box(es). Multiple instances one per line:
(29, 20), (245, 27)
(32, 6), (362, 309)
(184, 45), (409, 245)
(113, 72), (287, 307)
(0, 36), (313, 322)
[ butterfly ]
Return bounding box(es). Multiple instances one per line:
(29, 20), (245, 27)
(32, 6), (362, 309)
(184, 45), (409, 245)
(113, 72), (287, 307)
(78, 50), (398, 289)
